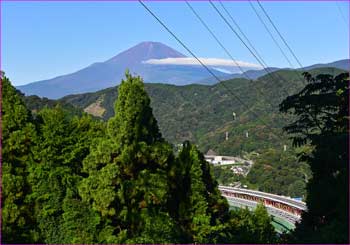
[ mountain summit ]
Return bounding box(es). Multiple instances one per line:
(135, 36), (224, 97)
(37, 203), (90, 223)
(106, 41), (186, 65)
(17, 41), (226, 99)
(17, 41), (349, 99)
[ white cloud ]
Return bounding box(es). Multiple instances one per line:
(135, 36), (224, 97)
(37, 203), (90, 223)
(212, 67), (233, 74)
(143, 57), (262, 69)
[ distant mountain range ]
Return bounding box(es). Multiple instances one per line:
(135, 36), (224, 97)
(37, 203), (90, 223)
(199, 59), (350, 83)
(299, 59), (350, 71)
(17, 42), (229, 99)
(16, 41), (349, 99)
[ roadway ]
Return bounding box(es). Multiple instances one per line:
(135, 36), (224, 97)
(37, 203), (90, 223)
(219, 185), (307, 210)
(219, 185), (307, 230)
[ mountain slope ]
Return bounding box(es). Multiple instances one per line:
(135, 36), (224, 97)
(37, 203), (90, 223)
(17, 41), (227, 99)
(198, 59), (349, 84)
(55, 67), (343, 156)
(58, 67), (346, 155)
(302, 59), (350, 71)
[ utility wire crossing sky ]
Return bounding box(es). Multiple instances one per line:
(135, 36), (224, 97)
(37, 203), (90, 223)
(2, 1), (349, 86)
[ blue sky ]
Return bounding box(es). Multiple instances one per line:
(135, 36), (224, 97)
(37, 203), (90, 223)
(2, 1), (349, 86)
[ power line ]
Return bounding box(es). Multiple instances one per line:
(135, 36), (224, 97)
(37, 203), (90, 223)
(186, 1), (249, 78)
(248, 0), (294, 69)
(138, 0), (251, 112)
(138, 0), (285, 141)
(248, 0), (306, 84)
(185, 0), (277, 109)
(217, 0), (298, 94)
(218, 1), (268, 70)
(256, 0), (304, 69)
(210, 0), (291, 98)
(335, 1), (348, 26)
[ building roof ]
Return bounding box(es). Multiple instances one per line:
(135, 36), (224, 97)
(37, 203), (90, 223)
(206, 149), (217, 156)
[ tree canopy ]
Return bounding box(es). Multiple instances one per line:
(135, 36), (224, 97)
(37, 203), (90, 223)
(3, 72), (278, 243)
(280, 72), (349, 243)
(2, 75), (37, 243)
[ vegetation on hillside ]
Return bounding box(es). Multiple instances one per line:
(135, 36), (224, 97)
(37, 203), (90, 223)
(212, 165), (243, 186)
(21, 68), (344, 198)
(7, 68), (348, 243)
(3, 72), (277, 243)
(246, 148), (310, 197)
(21, 93), (84, 118)
(59, 67), (345, 154)
(212, 147), (311, 198)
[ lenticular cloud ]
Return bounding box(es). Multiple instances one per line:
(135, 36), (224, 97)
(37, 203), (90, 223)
(143, 57), (262, 68)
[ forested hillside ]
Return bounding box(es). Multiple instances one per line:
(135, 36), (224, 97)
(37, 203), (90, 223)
(3, 72), (276, 243)
(20, 68), (344, 198)
(59, 67), (344, 156)
(4, 69), (349, 243)
(21, 94), (85, 117)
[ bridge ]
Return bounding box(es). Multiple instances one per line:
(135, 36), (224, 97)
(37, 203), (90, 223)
(219, 186), (307, 232)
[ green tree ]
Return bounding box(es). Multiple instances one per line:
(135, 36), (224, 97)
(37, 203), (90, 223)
(79, 72), (180, 243)
(2, 75), (37, 243)
(280, 72), (349, 243)
(174, 141), (231, 243)
(227, 204), (276, 243)
(253, 203), (276, 243)
(27, 107), (103, 243)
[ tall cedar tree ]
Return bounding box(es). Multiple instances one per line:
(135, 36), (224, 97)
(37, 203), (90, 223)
(2, 75), (37, 243)
(280, 72), (349, 243)
(79, 72), (181, 243)
(175, 141), (234, 243)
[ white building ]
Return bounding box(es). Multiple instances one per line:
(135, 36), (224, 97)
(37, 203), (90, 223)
(205, 155), (237, 165)
(204, 149), (254, 167)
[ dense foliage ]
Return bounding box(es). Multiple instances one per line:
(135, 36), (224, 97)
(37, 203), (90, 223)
(2, 75), (37, 243)
(59, 67), (345, 155)
(4, 69), (347, 243)
(246, 148), (310, 197)
(280, 72), (349, 243)
(28, 108), (105, 243)
(61, 70), (305, 153)
(228, 204), (276, 243)
(212, 148), (310, 198)
(3, 72), (277, 243)
(213, 165), (243, 186)
(56, 68), (344, 198)
(18, 69), (342, 195)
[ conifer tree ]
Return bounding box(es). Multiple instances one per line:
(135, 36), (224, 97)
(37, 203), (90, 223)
(79, 72), (180, 243)
(175, 141), (230, 243)
(2, 75), (38, 243)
